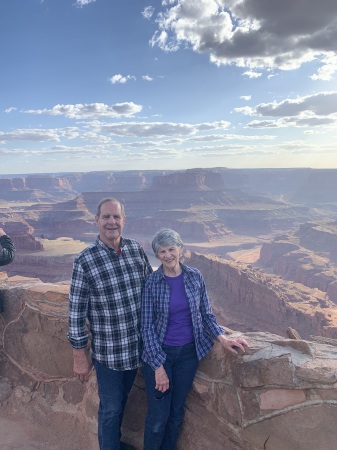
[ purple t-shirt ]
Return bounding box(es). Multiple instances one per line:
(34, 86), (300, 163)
(163, 272), (194, 346)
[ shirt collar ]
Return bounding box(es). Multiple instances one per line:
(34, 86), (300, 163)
(155, 262), (189, 281)
(96, 236), (125, 252)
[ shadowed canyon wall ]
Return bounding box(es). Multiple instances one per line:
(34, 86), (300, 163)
(259, 224), (337, 303)
(185, 252), (337, 340)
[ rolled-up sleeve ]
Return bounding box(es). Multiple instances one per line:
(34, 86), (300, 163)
(68, 258), (90, 349)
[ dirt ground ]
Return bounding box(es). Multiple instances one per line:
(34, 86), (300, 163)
(0, 400), (96, 450)
(0, 415), (46, 450)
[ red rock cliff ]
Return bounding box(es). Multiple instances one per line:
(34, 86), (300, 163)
(184, 252), (337, 340)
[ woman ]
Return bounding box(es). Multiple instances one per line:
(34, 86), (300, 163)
(141, 228), (248, 450)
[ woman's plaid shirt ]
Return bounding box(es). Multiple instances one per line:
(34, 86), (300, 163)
(141, 263), (225, 370)
(68, 237), (153, 371)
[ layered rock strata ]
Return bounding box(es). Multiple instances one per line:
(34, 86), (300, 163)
(259, 234), (337, 303)
(184, 252), (337, 340)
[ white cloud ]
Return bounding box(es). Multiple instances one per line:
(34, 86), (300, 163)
(0, 127), (81, 144)
(254, 92), (337, 117)
(247, 119), (282, 129)
(91, 120), (230, 137)
(75, 0), (96, 6)
(234, 106), (255, 116)
(24, 102), (143, 119)
(247, 115), (336, 129)
(185, 133), (274, 142)
(142, 75), (153, 81)
(304, 130), (322, 135)
(149, 0), (337, 74)
(243, 71), (262, 79)
(109, 74), (136, 84)
(310, 53), (337, 81)
(4, 107), (17, 113)
(234, 91), (337, 129)
(0, 129), (62, 142)
(240, 95), (251, 101)
(142, 6), (155, 20)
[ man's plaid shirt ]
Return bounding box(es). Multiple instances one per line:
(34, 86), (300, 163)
(68, 237), (153, 371)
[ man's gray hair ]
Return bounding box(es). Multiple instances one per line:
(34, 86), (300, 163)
(96, 198), (125, 217)
(152, 228), (183, 256)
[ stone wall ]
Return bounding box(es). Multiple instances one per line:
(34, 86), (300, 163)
(1, 272), (337, 449)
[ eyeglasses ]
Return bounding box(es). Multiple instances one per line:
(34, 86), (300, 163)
(154, 385), (172, 400)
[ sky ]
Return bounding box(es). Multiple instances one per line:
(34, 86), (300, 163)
(1, 0), (337, 175)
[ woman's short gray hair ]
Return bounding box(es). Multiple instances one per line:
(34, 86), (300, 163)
(152, 228), (183, 256)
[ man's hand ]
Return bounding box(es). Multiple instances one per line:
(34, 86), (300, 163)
(217, 334), (249, 354)
(73, 348), (93, 382)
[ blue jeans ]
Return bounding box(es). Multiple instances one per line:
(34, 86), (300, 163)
(93, 359), (138, 450)
(143, 342), (199, 450)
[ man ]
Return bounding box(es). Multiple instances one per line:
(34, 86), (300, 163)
(0, 227), (16, 313)
(68, 198), (153, 450)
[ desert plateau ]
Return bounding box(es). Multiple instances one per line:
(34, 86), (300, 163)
(1, 167), (337, 450)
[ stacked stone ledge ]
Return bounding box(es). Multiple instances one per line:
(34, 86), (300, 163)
(0, 272), (337, 450)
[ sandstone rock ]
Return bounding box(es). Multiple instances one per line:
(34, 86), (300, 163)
(298, 221), (337, 262)
(151, 169), (225, 191)
(1, 260), (337, 449)
(259, 389), (306, 410)
(259, 232), (337, 304)
(185, 252), (337, 340)
(327, 280), (337, 304)
(0, 376), (12, 403)
(0, 178), (14, 190)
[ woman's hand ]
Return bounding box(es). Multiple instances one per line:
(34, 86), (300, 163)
(155, 365), (170, 392)
(217, 334), (249, 354)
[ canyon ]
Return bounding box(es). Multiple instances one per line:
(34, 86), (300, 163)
(1, 167), (337, 449)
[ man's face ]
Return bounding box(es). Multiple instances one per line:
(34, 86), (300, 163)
(95, 201), (125, 247)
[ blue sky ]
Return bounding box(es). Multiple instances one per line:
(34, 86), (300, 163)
(1, 0), (337, 175)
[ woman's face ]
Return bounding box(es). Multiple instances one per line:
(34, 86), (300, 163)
(157, 245), (182, 272)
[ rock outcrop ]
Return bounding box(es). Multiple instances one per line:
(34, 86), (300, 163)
(1, 261), (337, 450)
(5, 254), (76, 282)
(0, 171), (160, 202)
(1, 219), (44, 252)
(29, 197), (97, 240)
(183, 251), (337, 340)
(0, 175), (76, 201)
(259, 232), (337, 303)
(151, 168), (225, 191)
(298, 221), (337, 262)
